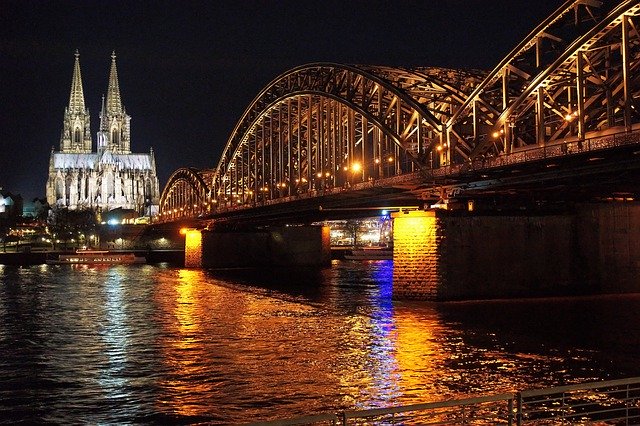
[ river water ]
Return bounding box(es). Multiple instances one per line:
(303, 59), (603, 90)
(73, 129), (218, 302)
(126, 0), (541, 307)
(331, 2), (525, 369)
(1, 261), (639, 424)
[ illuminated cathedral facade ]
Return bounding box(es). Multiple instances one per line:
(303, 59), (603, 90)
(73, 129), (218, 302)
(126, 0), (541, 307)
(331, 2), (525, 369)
(46, 51), (160, 216)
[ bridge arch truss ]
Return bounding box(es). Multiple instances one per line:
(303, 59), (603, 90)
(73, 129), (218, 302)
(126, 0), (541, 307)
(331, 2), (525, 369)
(447, 0), (640, 160)
(210, 63), (482, 208)
(158, 168), (215, 221)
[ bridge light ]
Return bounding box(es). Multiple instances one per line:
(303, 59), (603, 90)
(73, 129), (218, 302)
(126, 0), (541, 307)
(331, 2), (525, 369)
(317, 172), (323, 178)
(492, 131), (501, 138)
(375, 158), (380, 164)
(351, 162), (362, 173)
(180, 228), (188, 235)
(343, 166), (349, 171)
(388, 156), (394, 163)
(325, 172), (330, 178)
(301, 178), (307, 183)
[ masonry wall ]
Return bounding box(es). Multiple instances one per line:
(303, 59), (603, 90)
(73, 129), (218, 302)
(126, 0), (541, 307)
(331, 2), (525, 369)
(392, 203), (640, 301)
(438, 214), (576, 300)
(392, 211), (442, 299)
(392, 211), (576, 300)
(198, 225), (331, 269)
(576, 202), (640, 293)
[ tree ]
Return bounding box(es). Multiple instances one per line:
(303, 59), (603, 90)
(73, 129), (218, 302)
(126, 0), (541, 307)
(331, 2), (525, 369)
(47, 208), (97, 249)
(344, 219), (364, 247)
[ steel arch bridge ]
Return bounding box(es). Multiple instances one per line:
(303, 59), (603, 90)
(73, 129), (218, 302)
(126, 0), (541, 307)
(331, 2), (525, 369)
(158, 168), (215, 221)
(159, 0), (640, 222)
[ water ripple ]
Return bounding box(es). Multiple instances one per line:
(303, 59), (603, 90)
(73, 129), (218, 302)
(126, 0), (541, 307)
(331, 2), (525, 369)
(1, 262), (639, 423)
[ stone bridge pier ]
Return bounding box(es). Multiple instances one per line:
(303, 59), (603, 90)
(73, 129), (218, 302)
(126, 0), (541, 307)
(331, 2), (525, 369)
(392, 203), (640, 300)
(184, 225), (331, 269)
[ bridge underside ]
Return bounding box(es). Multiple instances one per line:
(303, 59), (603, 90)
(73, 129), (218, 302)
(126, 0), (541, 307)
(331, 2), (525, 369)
(197, 141), (640, 230)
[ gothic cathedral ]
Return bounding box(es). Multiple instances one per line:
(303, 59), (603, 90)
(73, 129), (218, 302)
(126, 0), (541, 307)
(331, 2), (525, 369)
(46, 51), (160, 216)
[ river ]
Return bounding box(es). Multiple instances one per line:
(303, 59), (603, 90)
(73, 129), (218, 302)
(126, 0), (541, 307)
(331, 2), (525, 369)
(1, 261), (639, 424)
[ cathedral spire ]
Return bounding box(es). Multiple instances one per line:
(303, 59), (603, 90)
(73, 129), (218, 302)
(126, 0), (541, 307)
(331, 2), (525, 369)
(100, 51), (131, 153)
(68, 49), (86, 113)
(106, 51), (123, 114)
(60, 50), (92, 153)
(99, 94), (106, 130)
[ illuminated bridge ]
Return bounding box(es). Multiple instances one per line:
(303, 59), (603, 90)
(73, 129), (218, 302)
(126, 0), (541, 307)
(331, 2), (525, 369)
(159, 0), (640, 226)
(155, 0), (640, 301)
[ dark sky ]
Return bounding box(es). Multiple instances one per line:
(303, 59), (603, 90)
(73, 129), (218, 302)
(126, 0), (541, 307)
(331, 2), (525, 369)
(1, 0), (561, 201)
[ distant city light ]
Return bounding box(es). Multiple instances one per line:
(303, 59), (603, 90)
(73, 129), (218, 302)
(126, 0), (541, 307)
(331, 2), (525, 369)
(107, 219), (119, 225)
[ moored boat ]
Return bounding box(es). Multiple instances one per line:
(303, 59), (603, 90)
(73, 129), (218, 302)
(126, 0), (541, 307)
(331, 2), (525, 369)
(344, 246), (393, 260)
(46, 250), (146, 265)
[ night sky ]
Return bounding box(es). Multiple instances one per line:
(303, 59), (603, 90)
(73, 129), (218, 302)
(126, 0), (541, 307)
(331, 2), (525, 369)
(1, 0), (561, 201)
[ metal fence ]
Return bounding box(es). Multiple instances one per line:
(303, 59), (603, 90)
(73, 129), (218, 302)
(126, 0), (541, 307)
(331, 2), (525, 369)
(246, 377), (640, 425)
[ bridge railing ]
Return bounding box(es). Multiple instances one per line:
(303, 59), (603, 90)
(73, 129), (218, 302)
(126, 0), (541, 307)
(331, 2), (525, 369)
(432, 128), (640, 178)
(244, 376), (640, 425)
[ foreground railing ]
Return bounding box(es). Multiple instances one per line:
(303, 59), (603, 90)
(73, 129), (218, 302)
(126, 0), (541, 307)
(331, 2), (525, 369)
(517, 377), (640, 424)
(246, 377), (640, 425)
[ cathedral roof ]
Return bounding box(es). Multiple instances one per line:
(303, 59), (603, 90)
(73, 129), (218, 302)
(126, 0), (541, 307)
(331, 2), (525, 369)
(68, 50), (86, 113)
(52, 151), (154, 171)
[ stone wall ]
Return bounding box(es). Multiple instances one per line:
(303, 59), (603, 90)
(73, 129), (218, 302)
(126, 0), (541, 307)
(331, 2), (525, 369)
(392, 211), (575, 300)
(198, 225), (331, 269)
(438, 214), (575, 300)
(391, 211), (442, 299)
(392, 203), (640, 300)
(577, 202), (640, 292)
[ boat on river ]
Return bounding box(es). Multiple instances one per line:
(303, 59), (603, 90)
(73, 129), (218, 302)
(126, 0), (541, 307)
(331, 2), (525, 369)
(46, 250), (146, 265)
(344, 246), (393, 260)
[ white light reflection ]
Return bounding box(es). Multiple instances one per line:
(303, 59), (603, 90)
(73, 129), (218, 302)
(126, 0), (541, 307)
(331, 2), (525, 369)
(98, 268), (131, 399)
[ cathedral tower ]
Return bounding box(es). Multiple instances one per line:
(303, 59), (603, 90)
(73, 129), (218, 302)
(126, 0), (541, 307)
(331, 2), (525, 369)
(97, 51), (131, 153)
(60, 50), (92, 153)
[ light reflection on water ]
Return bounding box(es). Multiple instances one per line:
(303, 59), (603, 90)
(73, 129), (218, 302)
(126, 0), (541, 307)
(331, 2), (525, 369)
(0, 261), (639, 424)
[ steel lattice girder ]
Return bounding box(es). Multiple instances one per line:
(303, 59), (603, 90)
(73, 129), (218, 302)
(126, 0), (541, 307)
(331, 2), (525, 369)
(159, 167), (213, 218)
(501, 3), (640, 145)
(211, 63), (482, 205)
(446, 0), (636, 159)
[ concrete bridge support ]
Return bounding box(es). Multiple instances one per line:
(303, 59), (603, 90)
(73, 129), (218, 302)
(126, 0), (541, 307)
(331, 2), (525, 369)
(185, 225), (331, 268)
(392, 203), (640, 300)
(577, 203), (640, 293)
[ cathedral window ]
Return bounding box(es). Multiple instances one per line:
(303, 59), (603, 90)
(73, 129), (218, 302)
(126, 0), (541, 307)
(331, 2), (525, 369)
(55, 178), (64, 201)
(74, 127), (81, 145)
(145, 179), (152, 199)
(106, 173), (115, 199)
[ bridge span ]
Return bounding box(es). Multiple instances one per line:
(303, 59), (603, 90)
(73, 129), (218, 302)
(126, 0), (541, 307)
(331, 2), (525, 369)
(156, 0), (640, 300)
